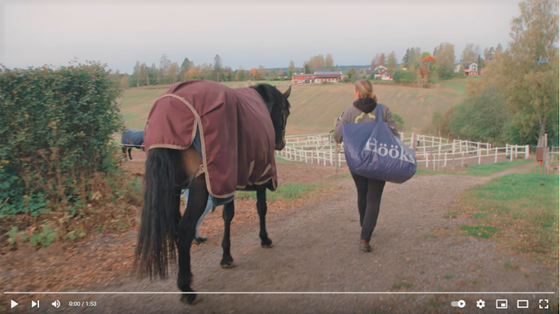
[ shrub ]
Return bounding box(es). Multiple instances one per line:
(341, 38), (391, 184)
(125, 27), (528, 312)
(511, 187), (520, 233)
(0, 62), (124, 216)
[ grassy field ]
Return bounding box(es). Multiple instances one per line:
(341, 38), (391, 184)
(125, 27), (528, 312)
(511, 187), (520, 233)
(118, 79), (473, 133)
(455, 172), (559, 261)
(416, 160), (534, 177)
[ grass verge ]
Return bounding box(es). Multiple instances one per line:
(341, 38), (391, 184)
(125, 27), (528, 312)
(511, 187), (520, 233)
(455, 172), (558, 261)
(236, 183), (323, 202)
(416, 160), (534, 177)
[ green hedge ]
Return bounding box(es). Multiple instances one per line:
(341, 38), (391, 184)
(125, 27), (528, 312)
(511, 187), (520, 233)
(0, 62), (124, 216)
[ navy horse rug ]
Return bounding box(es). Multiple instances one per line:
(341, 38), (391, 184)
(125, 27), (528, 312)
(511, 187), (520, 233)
(122, 129), (144, 148)
(144, 80), (278, 198)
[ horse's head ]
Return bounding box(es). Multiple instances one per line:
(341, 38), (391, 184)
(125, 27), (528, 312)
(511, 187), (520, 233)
(250, 84), (291, 150)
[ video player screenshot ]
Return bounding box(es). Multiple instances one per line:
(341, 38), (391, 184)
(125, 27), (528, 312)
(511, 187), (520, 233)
(1, 0), (558, 313)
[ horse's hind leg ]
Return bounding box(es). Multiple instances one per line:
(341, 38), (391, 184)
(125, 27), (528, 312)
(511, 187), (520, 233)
(220, 201), (235, 268)
(256, 187), (273, 248)
(128, 148), (133, 160)
(177, 175), (208, 305)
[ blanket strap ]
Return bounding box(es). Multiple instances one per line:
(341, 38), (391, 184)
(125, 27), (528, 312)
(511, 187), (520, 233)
(183, 164), (205, 190)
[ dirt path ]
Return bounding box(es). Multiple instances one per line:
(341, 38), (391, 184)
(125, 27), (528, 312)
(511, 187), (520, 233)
(4, 161), (557, 313)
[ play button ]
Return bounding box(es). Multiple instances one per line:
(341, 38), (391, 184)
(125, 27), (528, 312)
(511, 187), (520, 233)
(11, 300), (18, 309)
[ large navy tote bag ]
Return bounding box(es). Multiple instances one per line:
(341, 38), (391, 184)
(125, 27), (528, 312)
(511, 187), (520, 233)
(342, 104), (417, 183)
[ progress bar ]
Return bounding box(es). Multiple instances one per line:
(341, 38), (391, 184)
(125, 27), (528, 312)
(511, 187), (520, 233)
(4, 292), (557, 295)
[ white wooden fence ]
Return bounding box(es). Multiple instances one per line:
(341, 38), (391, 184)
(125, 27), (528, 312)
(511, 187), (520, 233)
(278, 132), (530, 169)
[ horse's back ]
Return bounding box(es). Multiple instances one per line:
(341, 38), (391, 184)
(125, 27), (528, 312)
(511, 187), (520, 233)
(122, 129), (144, 146)
(144, 80), (278, 198)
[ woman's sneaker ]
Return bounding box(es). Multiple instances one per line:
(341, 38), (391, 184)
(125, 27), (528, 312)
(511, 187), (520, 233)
(359, 239), (372, 252)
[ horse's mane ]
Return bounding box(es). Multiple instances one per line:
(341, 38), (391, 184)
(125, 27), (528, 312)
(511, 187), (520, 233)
(249, 84), (290, 114)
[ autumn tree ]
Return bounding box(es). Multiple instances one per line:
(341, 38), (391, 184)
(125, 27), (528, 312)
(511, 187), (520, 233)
(325, 54), (334, 70)
(140, 63), (149, 86)
(307, 54), (325, 72)
(268, 69), (278, 79)
(371, 53), (379, 69)
(222, 66), (232, 82)
(278, 69), (285, 77)
(378, 53), (386, 67)
(488, 0), (559, 141)
(235, 67), (247, 81)
(248, 68), (261, 80)
(483, 47), (495, 62)
(180, 58), (192, 81)
(168, 62), (180, 84)
(461, 43), (481, 63)
(159, 54), (171, 84)
(132, 61), (141, 87)
(496, 43), (503, 52)
(185, 68), (198, 80)
(288, 60), (296, 78)
(213, 54), (223, 81)
(387, 51), (397, 70)
(434, 42), (456, 79)
(402, 49), (410, 68)
(258, 65), (267, 79)
(304, 63), (311, 74)
(346, 67), (356, 80)
(403, 47), (422, 68)
(420, 55), (436, 87)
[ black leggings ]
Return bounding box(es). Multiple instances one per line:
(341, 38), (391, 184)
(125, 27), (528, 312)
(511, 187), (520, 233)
(351, 172), (386, 241)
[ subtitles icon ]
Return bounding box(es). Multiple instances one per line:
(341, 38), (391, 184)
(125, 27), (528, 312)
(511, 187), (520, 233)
(451, 300), (466, 308)
(52, 300), (61, 308)
(496, 299), (508, 309)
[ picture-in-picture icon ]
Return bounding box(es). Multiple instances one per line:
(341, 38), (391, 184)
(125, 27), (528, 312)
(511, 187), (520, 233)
(496, 299), (508, 309)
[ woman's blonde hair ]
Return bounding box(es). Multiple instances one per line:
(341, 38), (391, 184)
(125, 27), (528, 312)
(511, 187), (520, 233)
(354, 79), (375, 100)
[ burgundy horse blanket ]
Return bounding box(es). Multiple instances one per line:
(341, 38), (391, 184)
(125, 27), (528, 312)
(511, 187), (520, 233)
(144, 80), (278, 198)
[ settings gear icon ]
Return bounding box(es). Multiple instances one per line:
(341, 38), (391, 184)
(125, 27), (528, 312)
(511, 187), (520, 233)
(476, 299), (485, 309)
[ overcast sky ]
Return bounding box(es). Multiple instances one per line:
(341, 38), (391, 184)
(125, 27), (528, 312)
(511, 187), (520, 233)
(1, 0), (522, 73)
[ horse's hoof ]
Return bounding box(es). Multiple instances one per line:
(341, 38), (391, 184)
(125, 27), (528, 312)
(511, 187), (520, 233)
(261, 238), (273, 248)
(220, 261), (236, 269)
(180, 293), (199, 305)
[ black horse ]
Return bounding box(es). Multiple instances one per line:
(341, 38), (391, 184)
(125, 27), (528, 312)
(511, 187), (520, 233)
(121, 129), (144, 160)
(134, 83), (291, 305)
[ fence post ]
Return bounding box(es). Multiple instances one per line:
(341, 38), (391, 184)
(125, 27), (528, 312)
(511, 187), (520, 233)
(461, 151), (465, 167)
(452, 139), (456, 154)
(510, 145), (513, 162)
(478, 146), (482, 164)
(525, 145), (529, 159)
(426, 153), (429, 168)
(505, 143), (509, 160)
(515, 145), (518, 159)
(495, 147), (498, 163)
(444, 152), (447, 167)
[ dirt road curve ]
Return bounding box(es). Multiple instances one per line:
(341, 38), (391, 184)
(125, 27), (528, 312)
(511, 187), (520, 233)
(5, 161), (557, 314)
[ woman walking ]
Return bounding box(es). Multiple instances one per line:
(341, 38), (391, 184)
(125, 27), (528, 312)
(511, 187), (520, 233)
(333, 79), (399, 252)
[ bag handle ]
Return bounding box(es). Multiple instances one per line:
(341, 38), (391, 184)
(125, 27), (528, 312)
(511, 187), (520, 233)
(375, 103), (383, 122)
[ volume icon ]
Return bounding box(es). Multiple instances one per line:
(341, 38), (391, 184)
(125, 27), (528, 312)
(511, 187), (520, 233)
(52, 300), (61, 308)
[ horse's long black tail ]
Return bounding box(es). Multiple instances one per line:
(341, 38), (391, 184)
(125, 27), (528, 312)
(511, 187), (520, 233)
(134, 148), (184, 279)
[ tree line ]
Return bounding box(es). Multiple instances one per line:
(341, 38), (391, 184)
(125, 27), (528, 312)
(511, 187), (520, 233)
(110, 54), (295, 89)
(427, 0), (558, 146)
